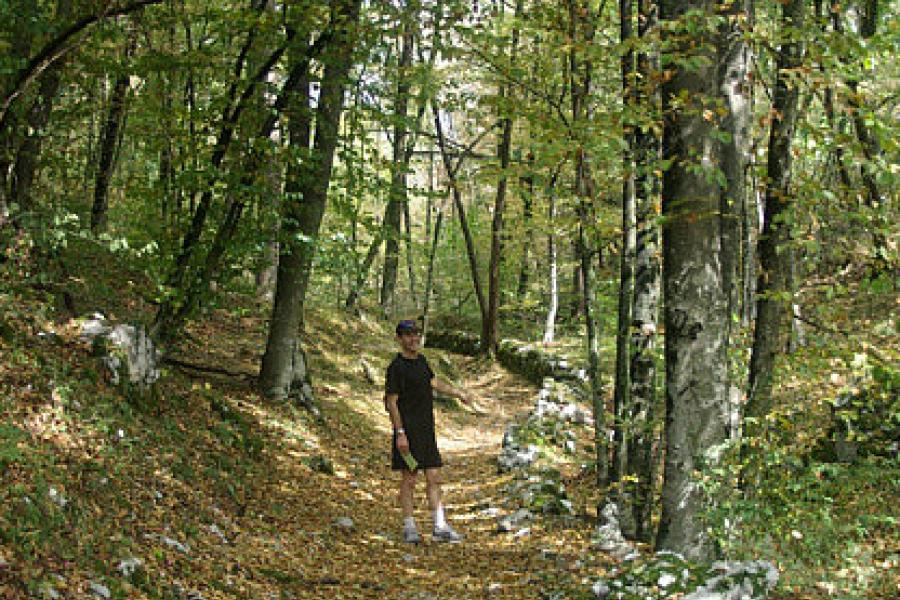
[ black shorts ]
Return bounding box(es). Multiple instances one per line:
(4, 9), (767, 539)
(391, 428), (442, 471)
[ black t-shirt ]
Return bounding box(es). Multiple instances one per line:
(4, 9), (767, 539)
(385, 353), (442, 469)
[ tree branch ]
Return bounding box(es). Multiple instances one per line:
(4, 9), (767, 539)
(0, 0), (165, 135)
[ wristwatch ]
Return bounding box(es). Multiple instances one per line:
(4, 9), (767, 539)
(395, 427), (405, 435)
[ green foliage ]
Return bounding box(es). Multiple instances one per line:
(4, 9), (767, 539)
(0, 423), (26, 469)
(704, 444), (899, 597)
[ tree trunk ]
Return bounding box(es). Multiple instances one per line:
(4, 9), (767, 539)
(836, 1), (882, 210)
(0, 0), (164, 136)
(422, 195), (445, 347)
(91, 33), (135, 234)
(625, 0), (660, 543)
(717, 0), (752, 440)
(10, 54), (65, 213)
(402, 191), (418, 308)
(612, 0), (637, 508)
(431, 103), (487, 329)
(655, 0), (730, 562)
(745, 0), (804, 443)
(258, 0), (361, 400)
(151, 25), (329, 342)
(517, 157), (534, 299)
(380, 12), (415, 318)
(567, 0), (607, 488)
(484, 0), (523, 354)
(543, 170), (560, 344)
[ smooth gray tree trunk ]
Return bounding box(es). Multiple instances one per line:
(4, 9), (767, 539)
(431, 104), (488, 331)
(655, 0), (730, 562)
(567, 0), (607, 488)
(543, 172), (560, 345)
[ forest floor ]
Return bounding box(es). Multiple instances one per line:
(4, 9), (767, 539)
(0, 286), (613, 599)
(1, 242), (897, 599)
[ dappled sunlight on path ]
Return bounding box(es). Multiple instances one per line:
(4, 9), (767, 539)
(239, 356), (604, 599)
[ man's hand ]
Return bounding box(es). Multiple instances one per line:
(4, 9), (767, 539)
(460, 390), (488, 414)
(396, 430), (410, 453)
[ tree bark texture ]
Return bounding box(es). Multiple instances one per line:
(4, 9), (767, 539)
(380, 13), (414, 317)
(5, 0), (71, 215)
(259, 0), (361, 400)
(517, 160), (534, 299)
(834, 1), (882, 210)
(10, 52), (65, 213)
(655, 0), (731, 562)
(746, 0), (804, 434)
(625, 0), (660, 542)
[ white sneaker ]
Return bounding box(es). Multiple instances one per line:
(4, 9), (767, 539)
(432, 525), (464, 543)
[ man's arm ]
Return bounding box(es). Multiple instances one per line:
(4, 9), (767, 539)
(384, 392), (403, 429)
(432, 377), (474, 407)
(384, 392), (410, 452)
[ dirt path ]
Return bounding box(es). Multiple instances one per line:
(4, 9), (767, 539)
(218, 357), (600, 599)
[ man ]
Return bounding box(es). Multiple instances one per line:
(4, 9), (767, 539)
(384, 319), (474, 543)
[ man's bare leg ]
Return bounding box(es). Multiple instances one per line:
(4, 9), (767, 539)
(400, 469), (417, 518)
(400, 470), (421, 542)
(425, 468), (463, 541)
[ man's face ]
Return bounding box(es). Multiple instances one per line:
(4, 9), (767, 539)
(397, 329), (421, 353)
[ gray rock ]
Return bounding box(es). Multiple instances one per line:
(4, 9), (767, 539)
(502, 424), (520, 449)
(208, 523), (229, 544)
(333, 517), (355, 530)
(144, 534), (191, 554)
(48, 487), (67, 509)
(497, 508), (533, 533)
(117, 557), (143, 577)
(88, 582), (110, 599)
(163, 536), (190, 554)
(79, 314), (110, 340)
(106, 324), (160, 388)
(592, 580), (610, 598)
(498, 444), (539, 472)
(360, 359), (377, 384)
(80, 316), (160, 394)
(658, 572), (677, 588)
(684, 560), (779, 600)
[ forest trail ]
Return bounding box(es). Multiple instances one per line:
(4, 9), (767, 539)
(175, 316), (604, 600)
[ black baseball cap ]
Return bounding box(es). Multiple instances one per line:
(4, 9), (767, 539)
(396, 319), (420, 335)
